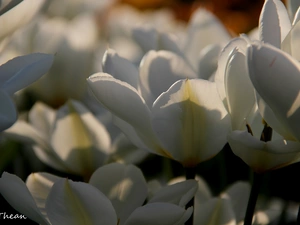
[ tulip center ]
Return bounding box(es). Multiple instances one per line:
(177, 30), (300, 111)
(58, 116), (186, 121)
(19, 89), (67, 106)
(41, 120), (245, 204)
(246, 119), (273, 142)
(260, 120), (272, 142)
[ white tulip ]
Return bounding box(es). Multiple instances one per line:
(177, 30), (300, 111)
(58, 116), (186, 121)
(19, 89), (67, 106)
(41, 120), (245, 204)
(0, 163), (196, 225)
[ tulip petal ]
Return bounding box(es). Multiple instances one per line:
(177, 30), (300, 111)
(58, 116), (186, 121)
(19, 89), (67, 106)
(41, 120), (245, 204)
(198, 44), (221, 80)
(124, 202), (193, 225)
(26, 173), (61, 218)
(28, 102), (56, 138)
(194, 177), (212, 204)
(215, 36), (248, 109)
(273, 0), (292, 41)
(194, 197), (236, 225)
(292, 7), (300, 25)
(109, 133), (149, 164)
(3, 120), (68, 172)
(0, 172), (49, 225)
(282, 10), (300, 60)
(0, 53), (54, 95)
(131, 27), (182, 56)
(3, 120), (50, 150)
(220, 181), (250, 223)
(225, 51), (256, 130)
(253, 199), (284, 225)
(89, 163), (147, 224)
(87, 73), (150, 132)
(167, 175), (212, 203)
(51, 100), (111, 176)
(0, 89), (17, 131)
(287, 0), (300, 19)
(152, 79), (230, 167)
(87, 73), (167, 156)
(259, 0), (291, 48)
(247, 43), (300, 141)
(158, 32), (184, 56)
(0, 0), (46, 39)
(0, 0), (23, 16)
(112, 115), (151, 152)
(184, 8), (231, 70)
(102, 48), (139, 89)
(132, 26), (157, 52)
(148, 180), (198, 207)
(139, 50), (197, 107)
(228, 131), (300, 173)
(46, 179), (117, 225)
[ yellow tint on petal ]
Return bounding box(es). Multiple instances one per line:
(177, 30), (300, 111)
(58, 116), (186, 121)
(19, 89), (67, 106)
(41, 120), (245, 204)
(63, 180), (93, 225)
(67, 101), (92, 149)
(66, 101), (94, 175)
(181, 79), (206, 167)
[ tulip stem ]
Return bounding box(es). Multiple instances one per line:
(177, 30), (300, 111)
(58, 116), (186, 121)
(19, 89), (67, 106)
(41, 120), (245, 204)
(244, 172), (264, 225)
(185, 167), (196, 225)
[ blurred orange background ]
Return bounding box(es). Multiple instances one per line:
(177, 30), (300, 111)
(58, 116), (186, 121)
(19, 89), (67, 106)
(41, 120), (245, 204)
(117, 0), (287, 35)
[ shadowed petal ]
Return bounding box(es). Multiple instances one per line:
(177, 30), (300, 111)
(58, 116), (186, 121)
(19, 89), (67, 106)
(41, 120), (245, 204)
(87, 73), (167, 156)
(51, 100), (111, 175)
(228, 131), (300, 173)
(183, 8), (231, 70)
(148, 180), (198, 207)
(124, 202), (193, 225)
(28, 102), (55, 138)
(194, 197), (236, 225)
(112, 115), (151, 152)
(167, 175), (212, 204)
(0, 172), (49, 225)
(198, 44), (221, 80)
(46, 179), (117, 225)
(247, 43), (300, 141)
(139, 50), (197, 107)
(282, 7), (300, 60)
(89, 163), (147, 224)
(220, 181), (250, 223)
(0, 53), (54, 95)
(152, 79), (230, 167)
(131, 27), (183, 56)
(26, 173), (61, 218)
(108, 133), (149, 164)
(102, 48), (139, 89)
(3, 121), (68, 172)
(0, 89), (16, 131)
(287, 0), (300, 19)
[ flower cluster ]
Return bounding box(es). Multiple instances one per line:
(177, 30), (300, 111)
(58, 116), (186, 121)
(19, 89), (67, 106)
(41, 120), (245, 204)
(0, 0), (300, 225)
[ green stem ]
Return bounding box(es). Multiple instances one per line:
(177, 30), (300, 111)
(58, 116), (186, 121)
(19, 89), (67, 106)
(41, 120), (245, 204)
(244, 172), (264, 225)
(185, 167), (197, 225)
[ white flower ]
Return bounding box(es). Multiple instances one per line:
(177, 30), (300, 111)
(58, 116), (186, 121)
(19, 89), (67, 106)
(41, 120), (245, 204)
(3, 99), (148, 178)
(130, 8), (232, 81)
(215, 34), (300, 173)
(88, 51), (230, 167)
(0, 13), (99, 107)
(0, 163), (195, 225)
(3, 100), (111, 178)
